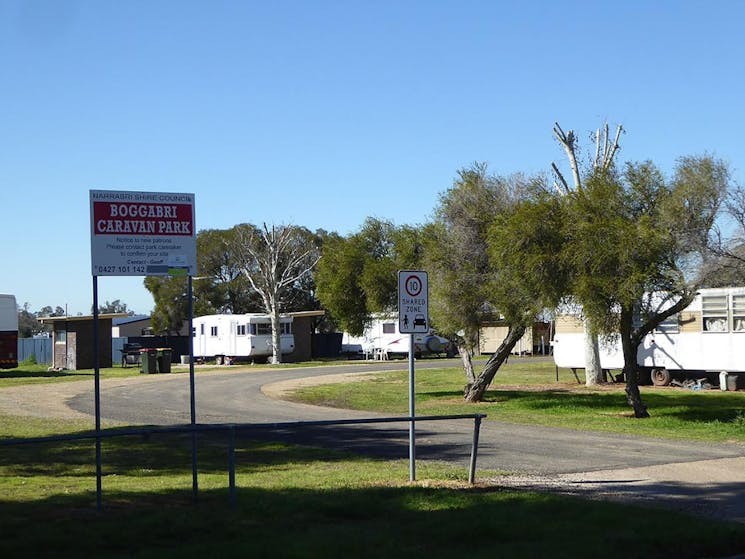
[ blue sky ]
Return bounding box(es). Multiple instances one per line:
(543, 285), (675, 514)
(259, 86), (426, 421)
(2, 0), (744, 315)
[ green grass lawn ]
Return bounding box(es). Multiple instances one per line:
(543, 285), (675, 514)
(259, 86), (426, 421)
(3, 358), (745, 557)
(2, 417), (745, 559)
(0, 363), (141, 387)
(289, 358), (745, 442)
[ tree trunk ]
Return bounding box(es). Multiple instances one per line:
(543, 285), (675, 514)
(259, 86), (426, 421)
(458, 342), (476, 395)
(459, 342), (476, 383)
(464, 325), (526, 402)
(584, 318), (604, 386)
(620, 307), (649, 418)
(270, 302), (282, 364)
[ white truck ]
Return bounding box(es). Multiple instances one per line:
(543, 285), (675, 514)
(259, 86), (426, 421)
(193, 313), (294, 363)
(552, 287), (745, 387)
(0, 294), (18, 369)
(341, 314), (451, 359)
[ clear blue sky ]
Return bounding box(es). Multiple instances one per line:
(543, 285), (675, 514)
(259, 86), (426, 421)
(2, 0), (744, 315)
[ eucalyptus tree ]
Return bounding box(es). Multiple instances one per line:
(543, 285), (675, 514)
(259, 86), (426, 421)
(231, 222), (321, 364)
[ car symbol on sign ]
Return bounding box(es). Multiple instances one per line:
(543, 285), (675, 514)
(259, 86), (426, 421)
(413, 314), (426, 327)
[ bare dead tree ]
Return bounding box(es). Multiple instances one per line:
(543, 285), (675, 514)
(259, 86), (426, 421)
(551, 121), (623, 386)
(552, 121), (623, 192)
(552, 122), (582, 192)
(233, 223), (321, 364)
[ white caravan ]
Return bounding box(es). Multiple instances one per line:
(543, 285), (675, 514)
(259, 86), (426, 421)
(552, 287), (745, 386)
(193, 314), (294, 362)
(341, 314), (450, 359)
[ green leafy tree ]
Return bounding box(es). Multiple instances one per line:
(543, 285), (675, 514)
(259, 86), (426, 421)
(425, 163), (551, 401)
(97, 299), (134, 315)
(315, 230), (370, 336)
(37, 305), (66, 317)
(315, 218), (422, 336)
(17, 303), (43, 338)
(563, 156), (729, 417)
(144, 276), (191, 335)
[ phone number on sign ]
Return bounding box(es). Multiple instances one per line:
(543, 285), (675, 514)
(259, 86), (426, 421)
(95, 265), (146, 274)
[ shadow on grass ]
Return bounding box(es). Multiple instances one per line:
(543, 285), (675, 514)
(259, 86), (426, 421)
(0, 422), (478, 479)
(2, 455), (745, 559)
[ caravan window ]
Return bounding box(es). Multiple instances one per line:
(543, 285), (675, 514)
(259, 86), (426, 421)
(382, 323), (395, 334)
(733, 295), (745, 332)
(210, 326), (218, 337)
(236, 324), (246, 336)
(702, 295), (728, 332)
(255, 323), (271, 336)
(200, 323), (205, 335)
(281, 322), (291, 334)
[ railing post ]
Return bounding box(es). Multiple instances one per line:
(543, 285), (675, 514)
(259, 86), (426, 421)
(468, 415), (483, 485)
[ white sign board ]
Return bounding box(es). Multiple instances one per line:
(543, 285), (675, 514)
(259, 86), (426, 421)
(90, 190), (197, 277)
(398, 270), (429, 333)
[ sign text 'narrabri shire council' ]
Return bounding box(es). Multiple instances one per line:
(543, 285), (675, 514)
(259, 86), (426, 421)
(90, 190), (197, 277)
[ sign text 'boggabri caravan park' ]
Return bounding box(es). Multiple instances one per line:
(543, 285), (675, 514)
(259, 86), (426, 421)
(90, 190), (196, 277)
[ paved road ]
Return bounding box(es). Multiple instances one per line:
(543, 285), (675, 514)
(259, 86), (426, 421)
(65, 359), (745, 521)
(66, 360), (745, 471)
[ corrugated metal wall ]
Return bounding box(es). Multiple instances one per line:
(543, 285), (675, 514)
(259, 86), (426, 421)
(17, 338), (53, 364)
(17, 338), (128, 365)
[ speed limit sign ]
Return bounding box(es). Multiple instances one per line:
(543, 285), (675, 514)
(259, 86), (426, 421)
(398, 270), (428, 333)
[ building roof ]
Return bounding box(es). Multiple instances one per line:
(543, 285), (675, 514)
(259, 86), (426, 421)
(37, 313), (128, 324)
(112, 314), (150, 326)
(287, 310), (325, 318)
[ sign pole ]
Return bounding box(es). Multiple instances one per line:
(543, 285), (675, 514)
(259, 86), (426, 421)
(408, 333), (416, 482)
(188, 275), (198, 502)
(398, 270), (428, 484)
(93, 275), (103, 511)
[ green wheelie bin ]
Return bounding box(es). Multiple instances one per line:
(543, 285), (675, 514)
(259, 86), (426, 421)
(156, 348), (172, 373)
(139, 348), (157, 374)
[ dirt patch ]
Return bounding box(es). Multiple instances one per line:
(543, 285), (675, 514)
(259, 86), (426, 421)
(0, 375), (174, 423)
(490, 456), (745, 523)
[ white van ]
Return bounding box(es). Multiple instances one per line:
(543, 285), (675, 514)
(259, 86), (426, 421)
(341, 314), (450, 359)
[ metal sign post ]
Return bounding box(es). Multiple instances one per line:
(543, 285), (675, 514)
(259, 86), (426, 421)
(93, 276), (102, 511)
(398, 270), (428, 482)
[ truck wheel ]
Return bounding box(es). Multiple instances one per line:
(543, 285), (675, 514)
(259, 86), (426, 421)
(651, 368), (671, 387)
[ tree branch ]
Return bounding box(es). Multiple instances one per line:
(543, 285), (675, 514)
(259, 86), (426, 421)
(551, 162), (570, 195)
(553, 121), (582, 190)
